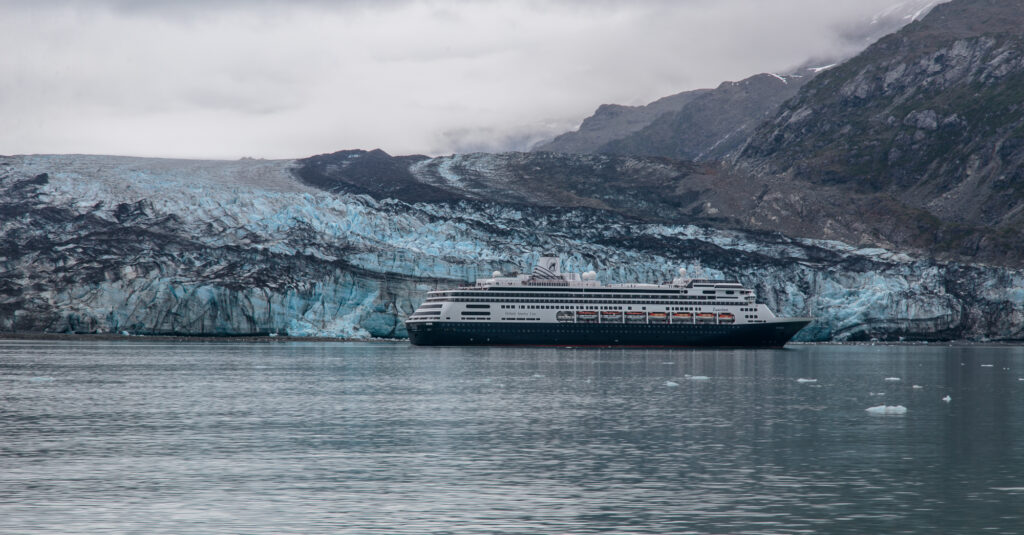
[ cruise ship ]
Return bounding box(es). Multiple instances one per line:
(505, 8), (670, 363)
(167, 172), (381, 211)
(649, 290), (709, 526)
(406, 256), (812, 347)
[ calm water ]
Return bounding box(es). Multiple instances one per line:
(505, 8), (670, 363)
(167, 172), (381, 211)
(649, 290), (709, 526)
(1, 341), (1022, 534)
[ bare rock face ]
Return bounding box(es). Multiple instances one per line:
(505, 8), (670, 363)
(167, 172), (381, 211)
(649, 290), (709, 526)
(532, 89), (712, 155)
(733, 0), (1024, 263)
(597, 73), (813, 162)
(532, 72), (812, 162)
(531, 1), (947, 161)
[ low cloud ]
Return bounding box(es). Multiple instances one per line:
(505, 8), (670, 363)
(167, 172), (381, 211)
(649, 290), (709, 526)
(0, 0), (942, 159)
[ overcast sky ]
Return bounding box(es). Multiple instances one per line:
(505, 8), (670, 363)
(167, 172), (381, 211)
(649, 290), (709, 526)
(1, 0), (941, 159)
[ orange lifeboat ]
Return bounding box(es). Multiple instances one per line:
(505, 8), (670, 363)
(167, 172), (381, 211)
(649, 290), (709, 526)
(625, 311), (647, 323)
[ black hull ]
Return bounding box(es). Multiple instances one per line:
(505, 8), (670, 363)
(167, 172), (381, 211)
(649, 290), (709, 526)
(407, 320), (811, 348)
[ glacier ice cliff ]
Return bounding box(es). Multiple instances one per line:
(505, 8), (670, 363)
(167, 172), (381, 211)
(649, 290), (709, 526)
(1, 153), (1022, 341)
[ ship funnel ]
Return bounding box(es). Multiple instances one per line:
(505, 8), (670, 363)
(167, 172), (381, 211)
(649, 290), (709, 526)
(533, 256), (562, 279)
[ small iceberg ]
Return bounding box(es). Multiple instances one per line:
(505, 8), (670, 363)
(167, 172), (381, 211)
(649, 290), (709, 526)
(665, 380), (679, 387)
(981, 364), (994, 368)
(866, 405), (907, 415)
(797, 378), (818, 383)
(942, 395), (952, 403)
(912, 385), (923, 389)
(884, 377), (901, 382)
(687, 375), (710, 381)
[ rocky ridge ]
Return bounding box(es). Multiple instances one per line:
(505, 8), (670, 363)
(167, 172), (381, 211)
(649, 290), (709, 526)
(533, 72), (811, 162)
(733, 0), (1024, 265)
(532, 1), (946, 160)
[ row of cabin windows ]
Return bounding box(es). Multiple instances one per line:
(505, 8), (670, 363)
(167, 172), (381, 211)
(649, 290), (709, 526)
(439, 326), (737, 333)
(492, 305), (756, 312)
(435, 289), (752, 297)
(436, 293), (740, 300)
(502, 305), (659, 311)
(430, 298), (747, 306)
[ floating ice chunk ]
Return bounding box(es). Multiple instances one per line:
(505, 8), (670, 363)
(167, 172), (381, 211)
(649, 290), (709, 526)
(884, 377), (901, 382)
(912, 385), (923, 389)
(869, 392), (886, 396)
(665, 381), (679, 387)
(866, 405), (907, 415)
(797, 378), (818, 383)
(980, 364), (994, 368)
(688, 375), (710, 381)
(942, 395), (952, 403)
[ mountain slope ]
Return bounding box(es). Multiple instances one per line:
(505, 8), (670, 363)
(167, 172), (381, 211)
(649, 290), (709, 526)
(733, 0), (1024, 264)
(598, 73), (812, 161)
(531, 1), (946, 160)
(532, 72), (811, 161)
(531, 89), (711, 154)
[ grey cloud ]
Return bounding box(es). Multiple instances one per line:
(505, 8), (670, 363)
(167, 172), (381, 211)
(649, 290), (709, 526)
(0, 0), (946, 159)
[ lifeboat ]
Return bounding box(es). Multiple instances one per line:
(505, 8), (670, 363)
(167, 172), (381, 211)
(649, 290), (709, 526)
(625, 311), (647, 323)
(556, 310), (575, 323)
(600, 310), (622, 323)
(672, 312), (693, 324)
(648, 312), (668, 324)
(696, 312), (716, 323)
(718, 313), (735, 324)
(577, 310), (598, 323)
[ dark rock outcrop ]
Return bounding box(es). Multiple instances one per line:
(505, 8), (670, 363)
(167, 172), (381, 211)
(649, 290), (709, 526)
(733, 0), (1024, 265)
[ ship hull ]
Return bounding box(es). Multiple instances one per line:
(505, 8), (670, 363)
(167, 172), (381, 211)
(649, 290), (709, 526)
(407, 319), (811, 348)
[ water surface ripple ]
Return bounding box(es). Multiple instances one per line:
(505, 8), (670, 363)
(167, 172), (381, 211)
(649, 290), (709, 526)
(1, 341), (1022, 534)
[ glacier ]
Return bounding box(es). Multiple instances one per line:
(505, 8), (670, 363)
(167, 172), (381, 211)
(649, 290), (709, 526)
(1, 152), (1023, 341)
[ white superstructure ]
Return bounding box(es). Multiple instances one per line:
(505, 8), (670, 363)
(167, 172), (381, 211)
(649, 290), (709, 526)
(407, 256), (782, 327)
